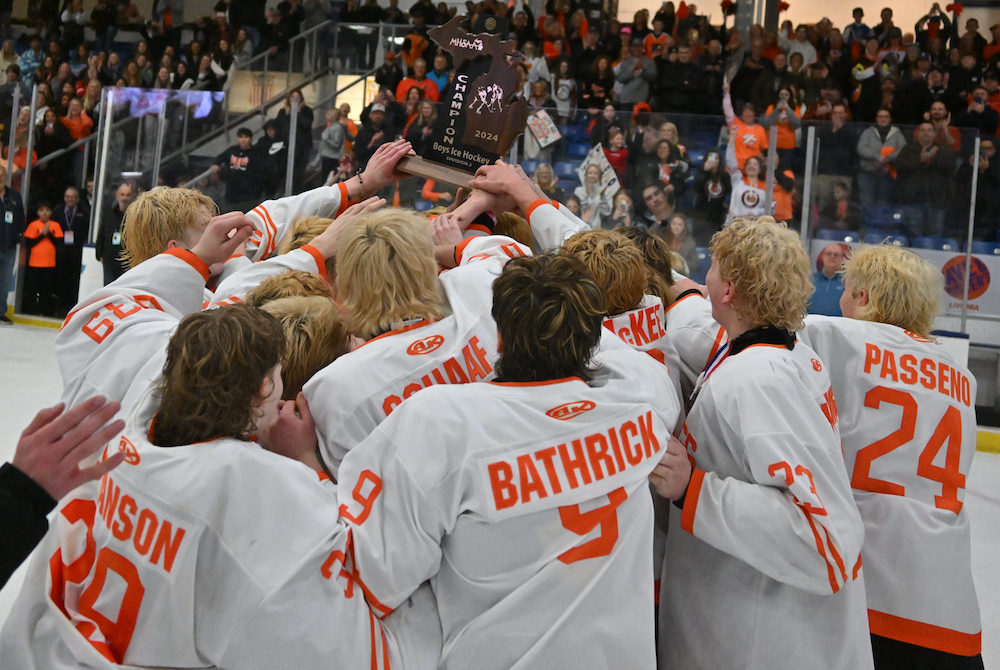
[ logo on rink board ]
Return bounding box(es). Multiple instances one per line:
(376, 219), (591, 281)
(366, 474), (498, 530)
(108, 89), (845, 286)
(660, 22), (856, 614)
(943, 255), (990, 300)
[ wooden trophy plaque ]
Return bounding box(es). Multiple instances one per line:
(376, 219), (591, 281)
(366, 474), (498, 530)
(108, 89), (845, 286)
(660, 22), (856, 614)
(397, 15), (529, 188)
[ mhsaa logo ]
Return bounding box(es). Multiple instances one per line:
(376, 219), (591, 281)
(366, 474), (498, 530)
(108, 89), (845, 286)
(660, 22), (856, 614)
(546, 400), (596, 420)
(811, 358), (822, 372)
(118, 436), (140, 465)
(407, 335), (445, 355)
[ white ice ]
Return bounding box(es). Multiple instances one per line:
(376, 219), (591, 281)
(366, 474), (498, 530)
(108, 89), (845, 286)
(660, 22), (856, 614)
(1, 323), (998, 666)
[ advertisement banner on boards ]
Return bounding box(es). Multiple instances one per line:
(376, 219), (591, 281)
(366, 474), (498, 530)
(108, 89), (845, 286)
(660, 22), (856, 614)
(809, 240), (1000, 320)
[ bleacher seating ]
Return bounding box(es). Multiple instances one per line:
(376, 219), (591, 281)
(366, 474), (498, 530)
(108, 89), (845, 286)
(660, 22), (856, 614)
(557, 179), (577, 194)
(567, 143), (590, 159)
(520, 160), (539, 175)
(862, 206), (905, 230)
(863, 231), (908, 246)
(911, 237), (961, 251)
(968, 241), (1000, 255)
(554, 162), (578, 179)
(816, 229), (861, 243)
(691, 247), (711, 284)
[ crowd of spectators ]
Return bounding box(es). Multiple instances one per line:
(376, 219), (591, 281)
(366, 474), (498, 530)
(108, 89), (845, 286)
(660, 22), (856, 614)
(6, 0), (1000, 319)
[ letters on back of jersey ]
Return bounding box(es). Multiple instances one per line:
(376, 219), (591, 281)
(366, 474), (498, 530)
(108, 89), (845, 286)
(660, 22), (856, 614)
(398, 15), (529, 187)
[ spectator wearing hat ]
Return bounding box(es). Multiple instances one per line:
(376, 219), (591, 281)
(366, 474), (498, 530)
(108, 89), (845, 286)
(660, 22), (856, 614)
(354, 102), (391, 176)
(375, 52), (404, 99)
(616, 37), (657, 110)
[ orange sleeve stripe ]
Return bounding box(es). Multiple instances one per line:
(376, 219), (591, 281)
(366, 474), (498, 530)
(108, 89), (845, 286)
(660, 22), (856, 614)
(821, 524), (848, 582)
(663, 291), (700, 313)
(381, 624), (391, 670)
(680, 467), (705, 534)
(526, 198), (548, 221)
(300, 244), (327, 278)
(467, 223), (492, 235)
(852, 555), (862, 580)
(252, 206), (278, 258)
(368, 608), (378, 670)
(337, 182), (351, 217)
(454, 237), (476, 265)
(868, 610), (982, 656)
(163, 248), (210, 282)
(803, 510), (841, 594)
(347, 531), (395, 618)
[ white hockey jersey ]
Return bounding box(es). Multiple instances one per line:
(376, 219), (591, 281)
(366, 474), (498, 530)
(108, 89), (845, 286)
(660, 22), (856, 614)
(659, 337), (874, 670)
(524, 199), (590, 251)
(662, 290), (727, 400)
(337, 347), (682, 670)
(304, 235), (532, 474)
(799, 315), (982, 656)
(603, 294), (683, 408)
(57, 249), (212, 409)
(244, 181), (353, 261)
(0, 389), (439, 670)
(3, 246), (441, 670)
(207, 244), (327, 308)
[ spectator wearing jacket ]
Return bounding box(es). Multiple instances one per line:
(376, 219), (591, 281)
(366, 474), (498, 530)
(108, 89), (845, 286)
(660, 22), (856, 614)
(856, 108), (906, 208)
(813, 103), (858, 209)
(94, 183), (133, 285)
(616, 37), (657, 109)
(0, 164), (23, 324)
(895, 122), (955, 237)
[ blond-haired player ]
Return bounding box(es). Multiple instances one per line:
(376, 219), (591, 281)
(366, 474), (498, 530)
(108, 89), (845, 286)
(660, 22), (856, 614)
(799, 245), (983, 669)
(121, 141), (413, 272)
(304, 200), (535, 474)
(337, 253), (686, 670)
(660, 218), (874, 669)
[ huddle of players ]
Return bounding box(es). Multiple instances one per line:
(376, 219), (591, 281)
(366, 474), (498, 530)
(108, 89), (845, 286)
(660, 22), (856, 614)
(0, 138), (983, 670)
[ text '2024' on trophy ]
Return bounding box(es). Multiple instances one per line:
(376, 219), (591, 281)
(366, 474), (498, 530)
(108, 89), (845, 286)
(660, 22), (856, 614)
(396, 15), (529, 188)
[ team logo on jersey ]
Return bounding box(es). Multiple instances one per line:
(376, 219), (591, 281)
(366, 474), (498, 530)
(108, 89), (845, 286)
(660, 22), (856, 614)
(407, 334), (445, 355)
(118, 436), (140, 465)
(741, 189), (760, 208)
(811, 358), (823, 372)
(943, 255), (990, 300)
(546, 400), (596, 420)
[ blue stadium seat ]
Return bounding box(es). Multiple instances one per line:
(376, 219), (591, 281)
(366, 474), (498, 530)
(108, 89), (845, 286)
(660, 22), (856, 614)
(568, 143), (591, 159)
(911, 237), (959, 251)
(968, 241), (1000, 255)
(554, 162), (578, 178)
(862, 206), (905, 230)
(560, 125), (582, 142)
(863, 231), (908, 246)
(816, 229), (861, 243)
(686, 149), (706, 167)
(691, 248), (711, 284)
(520, 160), (539, 175)
(557, 179), (577, 194)
(413, 199), (433, 212)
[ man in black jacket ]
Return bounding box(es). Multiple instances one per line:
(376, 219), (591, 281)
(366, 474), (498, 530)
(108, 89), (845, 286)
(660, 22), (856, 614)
(213, 127), (269, 211)
(0, 397), (124, 590)
(52, 186), (89, 317)
(0, 164), (24, 325)
(813, 103), (858, 210)
(94, 183), (134, 285)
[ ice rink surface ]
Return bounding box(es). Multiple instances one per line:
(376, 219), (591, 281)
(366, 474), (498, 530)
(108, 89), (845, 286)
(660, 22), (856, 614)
(1, 323), (999, 665)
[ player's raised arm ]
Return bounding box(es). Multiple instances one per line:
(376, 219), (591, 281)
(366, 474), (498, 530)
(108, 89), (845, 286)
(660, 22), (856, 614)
(246, 141), (412, 260)
(57, 213), (254, 405)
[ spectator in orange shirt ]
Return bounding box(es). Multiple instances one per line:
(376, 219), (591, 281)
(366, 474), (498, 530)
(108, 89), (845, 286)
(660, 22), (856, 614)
(985, 24), (1000, 64)
(339, 102), (358, 155)
(395, 59), (439, 103)
(22, 202), (62, 317)
(723, 80), (768, 172)
(644, 18), (672, 59)
(59, 97), (92, 186)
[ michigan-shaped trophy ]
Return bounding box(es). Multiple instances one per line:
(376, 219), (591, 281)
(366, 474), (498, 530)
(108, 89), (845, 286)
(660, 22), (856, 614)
(397, 15), (529, 187)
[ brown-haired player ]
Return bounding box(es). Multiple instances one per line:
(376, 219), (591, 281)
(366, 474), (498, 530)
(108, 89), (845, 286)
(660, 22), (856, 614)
(334, 253), (687, 670)
(800, 245), (983, 669)
(1, 213), (440, 669)
(659, 217), (874, 669)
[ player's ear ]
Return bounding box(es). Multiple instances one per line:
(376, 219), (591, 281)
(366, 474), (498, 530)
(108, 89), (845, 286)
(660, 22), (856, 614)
(165, 239), (184, 250)
(857, 287), (869, 307)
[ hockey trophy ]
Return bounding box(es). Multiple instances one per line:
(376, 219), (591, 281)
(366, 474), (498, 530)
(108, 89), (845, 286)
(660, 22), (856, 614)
(396, 15), (529, 188)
